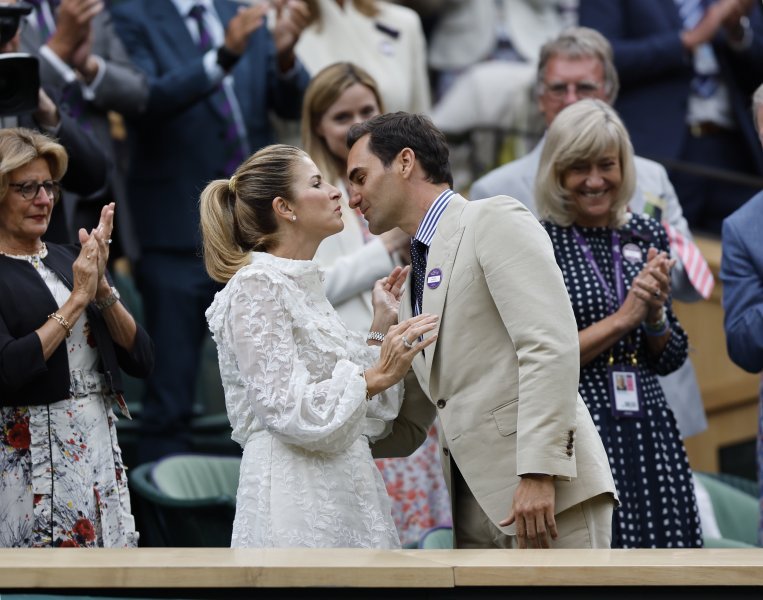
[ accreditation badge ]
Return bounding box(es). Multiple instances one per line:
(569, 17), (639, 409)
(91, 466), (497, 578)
(607, 365), (644, 419)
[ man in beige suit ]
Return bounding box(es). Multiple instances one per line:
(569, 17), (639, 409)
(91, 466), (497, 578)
(347, 112), (617, 549)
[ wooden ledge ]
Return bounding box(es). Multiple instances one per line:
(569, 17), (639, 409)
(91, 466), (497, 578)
(1, 548), (763, 589)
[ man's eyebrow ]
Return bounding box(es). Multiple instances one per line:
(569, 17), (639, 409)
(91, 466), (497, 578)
(348, 167), (362, 183)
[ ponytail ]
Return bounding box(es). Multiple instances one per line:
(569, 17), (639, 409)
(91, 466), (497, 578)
(200, 179), (250, 283)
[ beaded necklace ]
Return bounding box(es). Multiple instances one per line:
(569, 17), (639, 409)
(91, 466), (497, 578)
(0, 242), (49, 270)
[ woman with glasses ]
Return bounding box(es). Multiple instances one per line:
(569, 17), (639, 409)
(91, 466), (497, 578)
(0, 128), (153, 547)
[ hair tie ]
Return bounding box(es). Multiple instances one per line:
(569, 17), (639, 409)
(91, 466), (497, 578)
(228, 175), (238, 193)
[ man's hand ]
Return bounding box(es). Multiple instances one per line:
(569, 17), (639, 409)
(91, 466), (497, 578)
(223, 3), (269, 56)
(33, 88), (60, 128)
(272, 0), (311, 71)
(500, 474), (558, 549)
(47, 0), (103, 64)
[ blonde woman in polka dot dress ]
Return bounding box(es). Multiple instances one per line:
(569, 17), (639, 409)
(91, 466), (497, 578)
(535, 100), (702, 548)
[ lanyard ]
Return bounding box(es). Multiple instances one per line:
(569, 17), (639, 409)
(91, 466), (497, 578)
(571, 227), (625, 314)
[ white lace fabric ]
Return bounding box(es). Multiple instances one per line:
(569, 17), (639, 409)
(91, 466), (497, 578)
(206, 252), (402, 548)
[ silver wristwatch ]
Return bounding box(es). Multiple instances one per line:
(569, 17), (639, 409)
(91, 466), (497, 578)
(366, 331), (385, 343)
(94, 286), (121, 310)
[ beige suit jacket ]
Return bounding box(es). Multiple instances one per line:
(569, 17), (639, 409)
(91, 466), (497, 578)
(387, 194), (616, 535)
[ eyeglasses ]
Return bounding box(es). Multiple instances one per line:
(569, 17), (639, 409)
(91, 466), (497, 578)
(543, 81), (602, 100)
(8, 180), (62, 203)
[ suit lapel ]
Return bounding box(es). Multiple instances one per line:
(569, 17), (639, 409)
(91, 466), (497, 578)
(421, 195), (467, 379)
(149, 1), (200, 61)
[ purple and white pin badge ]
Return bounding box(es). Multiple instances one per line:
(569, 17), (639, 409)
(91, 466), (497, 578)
(622, 243), (643, 264)
(427, 268), (442, 289)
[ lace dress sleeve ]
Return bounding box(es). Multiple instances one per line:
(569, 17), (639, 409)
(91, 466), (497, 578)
(228, 270), (370, 453)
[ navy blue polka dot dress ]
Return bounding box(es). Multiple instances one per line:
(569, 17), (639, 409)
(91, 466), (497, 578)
(543, 214), (703, 548)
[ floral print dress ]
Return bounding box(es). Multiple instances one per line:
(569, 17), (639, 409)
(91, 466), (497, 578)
(0, 252), (137, 547)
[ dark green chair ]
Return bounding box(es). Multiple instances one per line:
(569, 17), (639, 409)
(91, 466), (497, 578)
(695, 472), (759, 548)
(418, 525), (454, 549)
(129, 454), (240, 547)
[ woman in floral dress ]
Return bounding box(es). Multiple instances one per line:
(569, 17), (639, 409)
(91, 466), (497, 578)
(0, 128), (153, 547)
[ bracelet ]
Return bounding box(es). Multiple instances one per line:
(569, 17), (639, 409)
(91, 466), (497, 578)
(48, 312), (72, 337)
(366, 331), (385, 343)
(643, 314), (670, 337)
(94, 286), (121, 311)
(362, 371), (372, 401)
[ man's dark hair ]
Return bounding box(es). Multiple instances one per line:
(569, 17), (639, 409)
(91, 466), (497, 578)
(347, 112), (453, 187)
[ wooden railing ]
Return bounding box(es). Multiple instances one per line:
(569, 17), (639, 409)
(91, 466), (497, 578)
(1, 548), (762, 595)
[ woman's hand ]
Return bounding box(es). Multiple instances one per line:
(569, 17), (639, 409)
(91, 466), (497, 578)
(79, 202), (115, 291)
(364, 313), (439, 395)
(71, 233), (101, 305)
(630, 247), (673, 323)
(369, 266), (410, 337)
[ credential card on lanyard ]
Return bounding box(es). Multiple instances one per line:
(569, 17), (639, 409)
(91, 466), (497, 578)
(607, 364), (644, 419)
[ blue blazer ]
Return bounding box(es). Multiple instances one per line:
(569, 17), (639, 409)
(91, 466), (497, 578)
(579, 0), (763, 173)
(111, 0), (310, 251)
(721, 190), (763, 374)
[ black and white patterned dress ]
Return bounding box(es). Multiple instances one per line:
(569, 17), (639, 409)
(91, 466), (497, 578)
(543, 213), (703, 548)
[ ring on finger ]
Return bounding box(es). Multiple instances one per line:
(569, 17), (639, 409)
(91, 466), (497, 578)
(86, 253), (93, 259)
(653, 289), (661, 298)
(106, 238), (112, 245)
(401, 335), (414, 349)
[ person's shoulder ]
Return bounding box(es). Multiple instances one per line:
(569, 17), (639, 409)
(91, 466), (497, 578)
(725, 190), (763, 230)
(471, 154), (534, 195)
(633, 154), (668, 179)
(376, 1), (423, 28)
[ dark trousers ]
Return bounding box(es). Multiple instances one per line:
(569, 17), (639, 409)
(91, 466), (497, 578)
(135, 250), (219, 463)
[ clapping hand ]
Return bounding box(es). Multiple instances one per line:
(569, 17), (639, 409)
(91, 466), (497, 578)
(371, 265), (410, 326)
(78, 202), (115, 291)
(631, 247), (674, 322)
(48, 0), (103, 65)
(272, 0), (311, 68)
(224, 2), (269, 56)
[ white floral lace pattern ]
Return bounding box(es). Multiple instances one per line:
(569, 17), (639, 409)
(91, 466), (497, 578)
(206, 253), (402, 548)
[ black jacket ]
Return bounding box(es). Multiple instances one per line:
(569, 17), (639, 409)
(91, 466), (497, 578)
(0, 243), (153, 406)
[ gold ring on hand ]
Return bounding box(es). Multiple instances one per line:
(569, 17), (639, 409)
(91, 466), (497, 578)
(402, 335), (414, 349)
(86, 253), (93, 259)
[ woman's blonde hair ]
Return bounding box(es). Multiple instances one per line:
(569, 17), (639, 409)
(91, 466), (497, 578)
(304, 0), (378, 29)
(301, 62), (384, 184)
(200, 144), (309, 283)
(0, 128), (68, 203)
(535, 99), (636, 228)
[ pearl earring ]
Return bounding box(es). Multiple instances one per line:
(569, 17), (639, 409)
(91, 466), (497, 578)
(291, 215), (297, 222)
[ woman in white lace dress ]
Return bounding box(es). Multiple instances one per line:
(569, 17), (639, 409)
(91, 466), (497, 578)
(201, 144), (438, 548)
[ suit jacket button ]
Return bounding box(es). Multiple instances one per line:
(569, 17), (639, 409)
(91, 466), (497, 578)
(436, 399), (446, 409)
(567, 443), (574, 450)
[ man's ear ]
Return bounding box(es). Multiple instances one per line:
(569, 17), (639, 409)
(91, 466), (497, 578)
(272, 196), (295, 222)
(398, 147), (415, 179)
